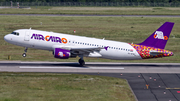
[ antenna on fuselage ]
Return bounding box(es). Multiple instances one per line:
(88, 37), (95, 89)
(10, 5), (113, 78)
(103, 38), (105, 40)
(29, 27), (31, 30)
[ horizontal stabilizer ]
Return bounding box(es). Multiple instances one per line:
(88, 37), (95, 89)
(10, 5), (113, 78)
(150, 50), (168, 56)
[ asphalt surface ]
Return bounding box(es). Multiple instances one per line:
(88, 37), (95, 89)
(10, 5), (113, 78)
(84, 73), (180, 101)
(1, 14), (180, 17)
(0, 61), (180, 73)
(1, 61), (180, 101)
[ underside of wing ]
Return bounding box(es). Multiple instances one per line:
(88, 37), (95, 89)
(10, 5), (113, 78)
(52, 45), (107, 58)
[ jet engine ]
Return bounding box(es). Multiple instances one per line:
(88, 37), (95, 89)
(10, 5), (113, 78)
(54, 48), (70, 59)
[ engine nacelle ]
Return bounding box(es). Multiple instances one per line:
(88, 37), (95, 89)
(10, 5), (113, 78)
(54, 48), (70, 59)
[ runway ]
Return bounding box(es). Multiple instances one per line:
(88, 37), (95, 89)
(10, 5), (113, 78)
(0, 61), (180, 73)
(1, 61), (180, 101)
(1, 14), (180, 17)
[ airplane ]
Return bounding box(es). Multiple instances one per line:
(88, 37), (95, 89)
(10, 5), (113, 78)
(4, 22), (174, 66)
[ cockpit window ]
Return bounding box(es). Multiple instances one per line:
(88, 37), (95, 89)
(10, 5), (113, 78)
(11, 32), (19, 36)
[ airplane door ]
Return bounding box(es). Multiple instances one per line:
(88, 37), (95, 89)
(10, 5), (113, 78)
(24, 31), (30, 41)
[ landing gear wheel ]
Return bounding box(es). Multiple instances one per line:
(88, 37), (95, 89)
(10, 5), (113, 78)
(79, 59), (85, 66)
(22, 53), (26, 57)
(22, 47), (28, 57)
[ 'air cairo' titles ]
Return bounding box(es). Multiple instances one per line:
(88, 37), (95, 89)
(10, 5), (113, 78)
(31, 34), (67, 44)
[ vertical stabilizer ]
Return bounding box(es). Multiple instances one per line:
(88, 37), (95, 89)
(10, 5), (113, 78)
(138, 22), (174, 49)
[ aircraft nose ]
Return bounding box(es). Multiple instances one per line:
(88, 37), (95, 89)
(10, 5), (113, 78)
(4, 34), (11, 42)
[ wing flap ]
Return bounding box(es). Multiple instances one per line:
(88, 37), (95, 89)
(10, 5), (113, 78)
(88, 52), (102, 57)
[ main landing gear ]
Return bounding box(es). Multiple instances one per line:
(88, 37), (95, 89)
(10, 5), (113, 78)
(78, 55), (85, 66)
(22, 47), (28, 57)
(79, 59), (85, 66)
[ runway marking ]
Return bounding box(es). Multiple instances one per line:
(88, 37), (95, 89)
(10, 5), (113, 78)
(19, 66), (124, 69)
(166, 88), (180, 89)
(19, 66), (76, 69)
(89, 67), (124, 69)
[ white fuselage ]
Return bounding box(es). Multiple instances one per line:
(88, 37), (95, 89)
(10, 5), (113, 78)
(4, 29), (142, 60)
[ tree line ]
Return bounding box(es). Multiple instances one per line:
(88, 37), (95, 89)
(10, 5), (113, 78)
(0, 0), (179, 3)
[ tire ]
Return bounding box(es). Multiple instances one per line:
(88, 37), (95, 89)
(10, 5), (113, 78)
(79, 59), (85, 66)
(22, 53), (26, 57)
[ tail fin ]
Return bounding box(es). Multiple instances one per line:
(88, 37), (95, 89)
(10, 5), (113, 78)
(138, 22), (174, 49)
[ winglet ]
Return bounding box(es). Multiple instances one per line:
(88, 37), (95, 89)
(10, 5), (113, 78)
(138, 22), (174, 49)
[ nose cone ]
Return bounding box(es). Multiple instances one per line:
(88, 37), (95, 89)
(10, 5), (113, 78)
(4, 34), (11, 42)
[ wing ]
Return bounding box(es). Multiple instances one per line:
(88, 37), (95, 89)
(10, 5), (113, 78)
(52, 45), (108, 57)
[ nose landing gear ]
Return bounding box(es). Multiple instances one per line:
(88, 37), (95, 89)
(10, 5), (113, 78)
(22, 47), (28, 57)
(22, 53), (26, 57)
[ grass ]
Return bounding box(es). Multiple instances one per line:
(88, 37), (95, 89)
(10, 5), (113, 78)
(0, 72), (135, 101)
(0, 7), (178, 101)
(0, 7), (180, 15)
(0, 16), (180, 63)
